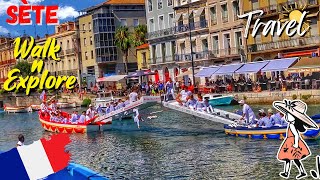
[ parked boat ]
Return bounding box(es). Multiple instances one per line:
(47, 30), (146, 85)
(4, 105), (32, 113)
(38, 112), (112, 134)
(203, 94), (235, 106)
(56, 102), (77, 109)
(95, 91), (120, 108)
(46, 163), (107, 179)
(224, 115), (320, 140)
(30, 104), (41, 111)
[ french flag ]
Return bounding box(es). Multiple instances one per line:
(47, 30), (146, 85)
(0, 134), (70, 180)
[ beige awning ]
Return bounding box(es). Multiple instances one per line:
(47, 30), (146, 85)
(195, 7), (205, 17)
(96, 75), (127, 82)
(288, 57), (320, 73)
(173, 13), (182, 23)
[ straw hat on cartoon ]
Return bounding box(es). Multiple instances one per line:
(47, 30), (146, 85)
(273, 99), (318, 129)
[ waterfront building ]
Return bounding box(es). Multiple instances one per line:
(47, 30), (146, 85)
(136, 43), (151, 70)
(36, 22), (80, 78)
(0, 37), (15, 86)
(173, 0), (246, 84)
(77, 0), (146, 79)
(146, 0), (176, 82)
(243, 0), (320, 61)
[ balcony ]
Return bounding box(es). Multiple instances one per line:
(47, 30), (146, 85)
(175, 20), (208, 33)
(0, 59), (16, 66)
(175, 51), (212, 62)
(220, 47), (242, 56)
(248, 36), (320, 53)
(222, 16), (228, 23)
(147, 27), (175, 40)
(148, 56), (174, 65)
(65, 48), (75, 55)
(245, 0), (318, 15)
(211, 18), (217, 26)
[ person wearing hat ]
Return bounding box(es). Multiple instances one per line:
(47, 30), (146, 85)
(86, 104), (96, 121)
(273, 99), (319, 179)
(267, 108), (277, 126)
(239, 100), (256, 125)
(256, 109), (272, 128)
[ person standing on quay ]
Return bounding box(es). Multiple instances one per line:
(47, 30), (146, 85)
(274, 99), (318, 179)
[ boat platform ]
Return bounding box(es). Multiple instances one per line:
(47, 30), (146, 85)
(95, 96), (161, 123)
(162, 101), (241, 125)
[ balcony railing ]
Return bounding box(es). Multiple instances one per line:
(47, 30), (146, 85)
(147, 27), (175, 39)
(222, 16), (228, 23)
(148, 55), (174, 64)
(58, 50), (65, 57)
(65, 48), (75, 55)
(175, 51), (212, 62)
(246, 0), (318, 14)
(175, 20), (208, 33)
(248, 35), (320, 53)
(0, 59), (16, 66)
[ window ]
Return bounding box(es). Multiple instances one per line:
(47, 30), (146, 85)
(210, 6), (217, 25)
(149, 19), (155, 32)
(310, 17), (318, 36)
(148, 0), (153, 11)
(90, 36), (93, 45)
(235, 31), (243, 47)
(161, 43), (166, 62)
(82, 24), (86, 31)
(202, 39), (208, 52)
(158, 16), (164, 30)
(158, 0), (163, 9)
(168, 0), (172, 6)
(67, 40), (70, 49)
(88, 22), (91, 30)
(168, 13), (174, 27)
(151, 45), (156, 63)
(252, 0), (259, 10)
(60, 42), (63, 49)
(255, 31), (261, 44)
(133, 19), (139, 27)
(221, 4), (228, 23)
(180, 42), (185, 54)
(120, 19), (127, 26)
(212, 36), (219, 54)
(84, 38), (87, 46)
(91, 50), (94, 59)
(233, 1), (240, 20)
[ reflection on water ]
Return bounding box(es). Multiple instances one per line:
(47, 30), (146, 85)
(0, 105), (320, 179)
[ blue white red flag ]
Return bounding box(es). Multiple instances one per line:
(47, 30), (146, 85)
(0, 134), (70, 180)
(40, 90), (46, 101)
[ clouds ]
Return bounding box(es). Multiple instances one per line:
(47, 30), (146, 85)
(0, 0), (44, 16)
(0, 26), (9, 34)
(57, 6), (79, 20)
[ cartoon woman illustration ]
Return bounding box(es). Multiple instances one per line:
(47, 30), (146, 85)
(273, 99), (319, 179)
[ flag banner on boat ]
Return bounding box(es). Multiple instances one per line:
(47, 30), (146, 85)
(0, 134), (71, 180)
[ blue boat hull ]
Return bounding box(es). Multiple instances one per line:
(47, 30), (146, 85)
(209, 96), (234, 106)
(46, 163), (107, 179)
(224, 116), (320, 140)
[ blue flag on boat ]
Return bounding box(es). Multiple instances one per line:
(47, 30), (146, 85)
(40, 90), (46, 101)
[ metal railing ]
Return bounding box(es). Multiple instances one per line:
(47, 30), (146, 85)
(175, 20), (208, 33)
(211, 18), (217, 25)
(65, 48), (75, 55)
(147, 27), (175, 39)
(222, 16), (228, 23)
(248, 35), (320, 52)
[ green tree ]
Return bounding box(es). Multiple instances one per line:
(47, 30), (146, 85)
(13, 61), (32, 77)
(131, 25), (147, 47)
(115, 26), (131, 74)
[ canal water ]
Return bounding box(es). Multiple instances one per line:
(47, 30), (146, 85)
(0, 104), (320, 179)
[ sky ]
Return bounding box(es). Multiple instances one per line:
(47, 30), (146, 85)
(0, 0), (106, 37)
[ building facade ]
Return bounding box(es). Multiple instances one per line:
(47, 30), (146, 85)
(136, 43), (150, 70)
(146, 0), (176, 82)
(77, 0), (146, 79)
(39, 22), (80, 78)
(0, 37), (16, 86)
(243, 0), (320, 61)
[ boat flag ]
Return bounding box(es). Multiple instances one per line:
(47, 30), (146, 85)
(40, 90), (46, 101)
(0, 134), (71, 180)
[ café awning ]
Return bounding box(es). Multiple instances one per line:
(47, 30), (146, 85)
(288, 57), (320, 73)
(96, 75), (127, 82)
(235, 61), (269, 74)
(261, 57), (298, 72)
(195, 66), (220, 77)
(213, 63), (243, 75)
